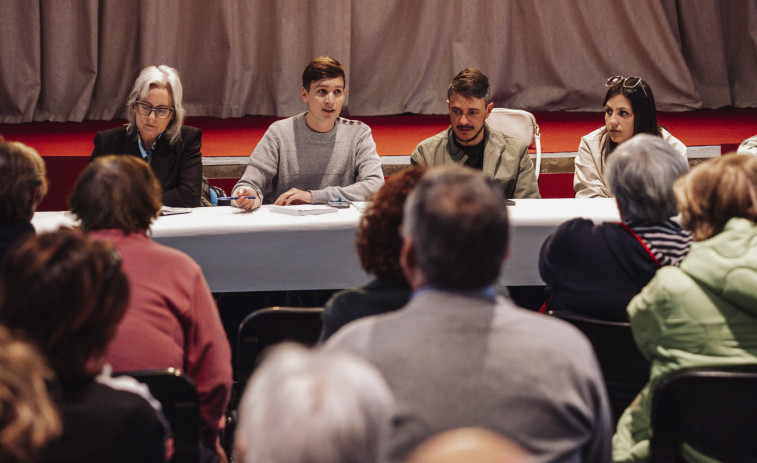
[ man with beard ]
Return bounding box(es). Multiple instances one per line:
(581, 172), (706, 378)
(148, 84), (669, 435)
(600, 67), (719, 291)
(411, 68), (539, 199)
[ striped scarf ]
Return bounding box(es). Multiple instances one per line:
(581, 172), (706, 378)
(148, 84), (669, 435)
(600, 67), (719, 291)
(626, 220), (693, 266)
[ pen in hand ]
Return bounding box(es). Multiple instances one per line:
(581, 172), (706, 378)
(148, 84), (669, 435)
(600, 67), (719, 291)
(217, 196), (257, 200)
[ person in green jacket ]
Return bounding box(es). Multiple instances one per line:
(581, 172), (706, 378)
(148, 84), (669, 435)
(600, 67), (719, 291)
(613, 154), (757, 463)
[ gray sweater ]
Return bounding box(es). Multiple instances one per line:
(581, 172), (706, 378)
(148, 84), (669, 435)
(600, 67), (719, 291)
(233, 113), (384, 204)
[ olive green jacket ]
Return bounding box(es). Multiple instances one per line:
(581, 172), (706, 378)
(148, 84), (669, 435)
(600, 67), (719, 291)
(411, 125), (540, 199)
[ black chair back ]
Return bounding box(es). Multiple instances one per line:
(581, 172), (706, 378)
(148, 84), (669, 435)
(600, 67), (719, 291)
(236, 307), (324, 385)
(117, 368), (201, 463)
(549, 311), (650, 424)
(650, 365), (757, 463)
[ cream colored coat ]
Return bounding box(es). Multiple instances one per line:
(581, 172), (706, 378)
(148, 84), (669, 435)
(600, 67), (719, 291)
(573, 128), (686, 198)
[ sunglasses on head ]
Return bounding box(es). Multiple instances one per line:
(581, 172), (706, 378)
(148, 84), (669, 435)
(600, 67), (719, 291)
(606, 75), (648, 98)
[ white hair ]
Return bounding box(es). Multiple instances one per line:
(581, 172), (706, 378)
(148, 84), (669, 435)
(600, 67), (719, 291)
(607, 134), (689, 223)
(235, 343), (393, 463)
(125, 65), (185, 145)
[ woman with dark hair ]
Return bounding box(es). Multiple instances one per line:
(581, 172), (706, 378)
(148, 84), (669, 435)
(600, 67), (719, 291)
(319, 167), (425, 341)
(574, 76), (686, 198)
(69, 155), (232, 462)
(613, 154), (757, 462)
(90, 65), (203, 207)
(0, 230), (168, 462)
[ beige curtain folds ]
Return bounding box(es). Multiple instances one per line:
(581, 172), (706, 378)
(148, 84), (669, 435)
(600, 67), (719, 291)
(0, 0), (755, 123)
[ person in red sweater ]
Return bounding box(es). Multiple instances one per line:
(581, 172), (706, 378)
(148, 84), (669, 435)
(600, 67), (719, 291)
(69, 155), (232, 463)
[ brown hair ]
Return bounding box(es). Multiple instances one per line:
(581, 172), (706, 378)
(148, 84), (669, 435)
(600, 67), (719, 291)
(674, 154), (757, 241)
(0, 230), (129, 378)
(0, 140), (48, 221)
(0, 325), (61, 463)
(357, 168), (426, 281)
(447, 68), (490, 104)
(302, 56), (345, 91)
(69, 155), (162, 233)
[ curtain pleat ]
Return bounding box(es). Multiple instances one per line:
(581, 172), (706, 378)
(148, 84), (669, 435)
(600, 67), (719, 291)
(0, 0), (755, 123)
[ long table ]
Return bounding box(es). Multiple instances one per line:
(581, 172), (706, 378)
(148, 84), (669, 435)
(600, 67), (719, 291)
(31, 198), (620, 292)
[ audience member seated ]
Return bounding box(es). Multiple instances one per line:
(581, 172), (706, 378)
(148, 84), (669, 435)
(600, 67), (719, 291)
(0, 325), (61, 463)
(90, 65), (203, 207)
(69, 155), (232, 462)
(0, 230), (168, 462)
(574, 76), (686, 198)
(613, 154), (757, 463)
(411, 68), (540, 199)
(0, 138), (47, 265)
(232, 56), (384, 210)
(319, 167), (425, 341)
(737, 134), (757, 155)
(540, 134), (692, 321)
(234, 343), (393, 463)
(327, 166), (611, 462)
(409, 428), (533, 463)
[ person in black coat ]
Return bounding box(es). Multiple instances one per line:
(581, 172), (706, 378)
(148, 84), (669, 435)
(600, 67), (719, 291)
(90, 65), (202, 207)
(0, 139), (47, 267)
(540, 134), (692, 322)
(0, 230), (168, 463)
(319, 168), (425, 341)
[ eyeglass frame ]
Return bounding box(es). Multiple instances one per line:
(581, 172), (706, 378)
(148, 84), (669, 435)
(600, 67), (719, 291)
(134, 101), (175, 119)
(606, 75), (648, 99)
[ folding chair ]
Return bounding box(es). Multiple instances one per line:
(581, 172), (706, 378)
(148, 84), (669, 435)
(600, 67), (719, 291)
(650, 365), (757, 463)
(549, 311), (649, 425)
(117, 368), (201, 463)
(236, 307), (324, 385)
(487, 108), (542, 180)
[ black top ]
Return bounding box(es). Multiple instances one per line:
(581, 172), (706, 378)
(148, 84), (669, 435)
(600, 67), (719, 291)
(40, 378), (166, 463)
(455, 136), (485, 169)
(539, 218), (660, 322)
(90, 125), (203, 207)
(0, 218), (34, 269)
(319, 278), (412, 341)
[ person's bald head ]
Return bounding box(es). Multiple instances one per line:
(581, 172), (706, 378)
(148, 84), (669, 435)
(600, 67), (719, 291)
(408, 428), (533, 463)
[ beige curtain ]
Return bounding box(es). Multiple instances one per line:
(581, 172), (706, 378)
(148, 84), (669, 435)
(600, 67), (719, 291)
(1, 0), (755, 123)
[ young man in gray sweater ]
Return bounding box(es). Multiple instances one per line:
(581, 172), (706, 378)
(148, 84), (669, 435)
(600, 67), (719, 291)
(233, 56), (384, 209)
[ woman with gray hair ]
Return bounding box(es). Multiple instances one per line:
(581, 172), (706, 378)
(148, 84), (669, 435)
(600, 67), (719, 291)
(90, 65), (203, 207)
(540, 134), (692, 322)
(235, 343), (393, 463)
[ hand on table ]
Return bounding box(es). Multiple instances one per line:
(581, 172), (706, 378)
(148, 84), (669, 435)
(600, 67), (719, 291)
(233, 187), (261, 210)
(274, 188), (312, 206)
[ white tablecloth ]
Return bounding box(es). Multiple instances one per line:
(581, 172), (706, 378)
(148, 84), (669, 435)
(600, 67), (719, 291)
(31, 198), (619, 292)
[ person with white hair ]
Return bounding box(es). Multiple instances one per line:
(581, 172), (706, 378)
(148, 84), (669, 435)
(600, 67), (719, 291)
(90, 65), (203, 207)
(235, 343), (393, 463)
(540, 134), (692, 322)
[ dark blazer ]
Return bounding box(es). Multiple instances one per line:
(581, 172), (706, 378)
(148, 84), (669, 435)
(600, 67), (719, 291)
(90, 125), (203, 207)
(539, 218), (660, 322)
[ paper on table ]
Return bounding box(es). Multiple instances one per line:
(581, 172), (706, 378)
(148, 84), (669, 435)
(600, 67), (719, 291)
(269, 205), (338, 216)
(160, 206), (193, 216)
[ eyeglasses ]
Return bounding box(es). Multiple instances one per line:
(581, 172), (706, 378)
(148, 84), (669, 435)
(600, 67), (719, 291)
(606, 75), (648, 98)
(134, 101), (175, 119)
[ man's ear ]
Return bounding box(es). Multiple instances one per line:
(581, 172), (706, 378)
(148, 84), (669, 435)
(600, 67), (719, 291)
(485, 101), (494, 118)
(301, 87), (309, 104)
(400, 237), (420, 288)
